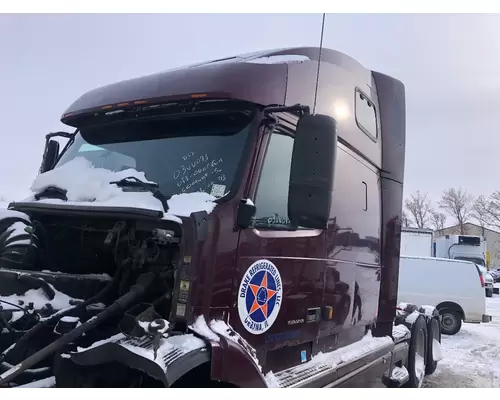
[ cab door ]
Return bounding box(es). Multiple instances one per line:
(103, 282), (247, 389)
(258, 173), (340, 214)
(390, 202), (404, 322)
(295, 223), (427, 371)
(232, 125), (327, 374)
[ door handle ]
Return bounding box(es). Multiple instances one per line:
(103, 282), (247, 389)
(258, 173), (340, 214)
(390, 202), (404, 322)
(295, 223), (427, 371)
(362, 181), (367, 211)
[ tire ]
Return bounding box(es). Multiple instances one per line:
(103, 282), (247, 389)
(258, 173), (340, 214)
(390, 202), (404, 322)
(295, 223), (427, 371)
(425, 317), (441, 375)
(439, 310), (462, 335)
(486, 289), (493, 298)
(405, 315), (428, 388)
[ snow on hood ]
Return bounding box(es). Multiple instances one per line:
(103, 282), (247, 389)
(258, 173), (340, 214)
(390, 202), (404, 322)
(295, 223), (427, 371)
(23, 157), (217, 223)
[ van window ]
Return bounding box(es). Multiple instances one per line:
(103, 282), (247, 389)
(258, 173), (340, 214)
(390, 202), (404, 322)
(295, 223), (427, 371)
(253, 132), (294, 230)
(355, 89), (378, 139)
(455, 256), (485, 266)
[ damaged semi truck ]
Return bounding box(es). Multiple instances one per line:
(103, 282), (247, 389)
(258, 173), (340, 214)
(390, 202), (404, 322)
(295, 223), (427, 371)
(0, 47), (441, 388)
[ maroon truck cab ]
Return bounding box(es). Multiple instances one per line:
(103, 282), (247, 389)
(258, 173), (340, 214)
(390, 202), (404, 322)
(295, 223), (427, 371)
(0, 47), (438, 389)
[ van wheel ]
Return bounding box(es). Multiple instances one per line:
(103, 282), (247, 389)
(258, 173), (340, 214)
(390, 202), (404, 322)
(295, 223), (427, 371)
(425, 317), (441, 375)
(439, 310), (461, 335)
(405, 315), (428, 388)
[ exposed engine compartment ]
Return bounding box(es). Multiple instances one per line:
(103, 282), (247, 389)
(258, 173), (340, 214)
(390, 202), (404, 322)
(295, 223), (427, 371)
(0, 207), (183, 387)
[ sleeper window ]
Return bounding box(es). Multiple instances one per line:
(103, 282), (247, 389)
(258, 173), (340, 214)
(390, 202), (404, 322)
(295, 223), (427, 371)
(355, 89), (378, 139)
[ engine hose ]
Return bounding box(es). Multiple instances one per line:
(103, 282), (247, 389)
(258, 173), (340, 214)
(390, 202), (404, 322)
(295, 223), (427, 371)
(0, 272), (156, 386)
(0, 361), (52, 384)
(0, 263), (126, 363)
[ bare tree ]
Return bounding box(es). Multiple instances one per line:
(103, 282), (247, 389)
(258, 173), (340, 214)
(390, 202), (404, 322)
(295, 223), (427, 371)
(430, 210), (447, 234)
(472, 195), (490, 235)
(402, 210), (411, 228)
(404, 191), (432, 229)
(438, 188), (474, 234)
(473, 191), (500, 231)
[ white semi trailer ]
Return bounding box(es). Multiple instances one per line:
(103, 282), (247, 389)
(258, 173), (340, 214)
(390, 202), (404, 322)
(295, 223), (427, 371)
(433, 234), (487, 266)
(400, 227), (434, 257)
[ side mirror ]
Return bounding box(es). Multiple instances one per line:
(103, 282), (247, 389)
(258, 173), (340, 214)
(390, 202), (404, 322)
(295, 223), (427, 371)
(288, 114), (337, 229)
(39, 139), (60, 174)
(236, 198), (256, 229)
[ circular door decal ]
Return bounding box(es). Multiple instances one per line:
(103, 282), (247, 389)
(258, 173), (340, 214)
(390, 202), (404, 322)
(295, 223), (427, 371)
(238, 259), (283, 335)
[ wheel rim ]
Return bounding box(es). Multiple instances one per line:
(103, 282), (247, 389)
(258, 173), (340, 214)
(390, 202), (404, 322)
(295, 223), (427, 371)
(414, 327), (426, 387)
(441, 314), (456, 332)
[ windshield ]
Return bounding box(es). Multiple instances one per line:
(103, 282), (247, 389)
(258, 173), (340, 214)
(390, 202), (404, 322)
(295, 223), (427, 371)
(55, 111), (254, 199)
(455, 256), (485, 266)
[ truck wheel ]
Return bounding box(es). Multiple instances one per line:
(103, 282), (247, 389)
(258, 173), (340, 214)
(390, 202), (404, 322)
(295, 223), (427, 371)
(425, 317), (441, 375)
(439, 310), (461, 335)
(405, 315), (428, 388)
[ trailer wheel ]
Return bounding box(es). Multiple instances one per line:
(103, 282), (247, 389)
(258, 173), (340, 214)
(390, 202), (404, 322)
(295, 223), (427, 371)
(439, 310), (461, 335)
(405, 315), (428, 388)
(425, 317), (441, 375)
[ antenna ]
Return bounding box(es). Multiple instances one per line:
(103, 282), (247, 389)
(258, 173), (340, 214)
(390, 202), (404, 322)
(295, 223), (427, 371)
(313, 13), (326, 115)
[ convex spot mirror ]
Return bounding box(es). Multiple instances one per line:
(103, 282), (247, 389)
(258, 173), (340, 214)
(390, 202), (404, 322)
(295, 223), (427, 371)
(288, 114), (337, 229)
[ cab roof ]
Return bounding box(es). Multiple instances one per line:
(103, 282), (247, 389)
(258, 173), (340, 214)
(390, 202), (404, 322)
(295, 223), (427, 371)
(61, 47), (366, 127)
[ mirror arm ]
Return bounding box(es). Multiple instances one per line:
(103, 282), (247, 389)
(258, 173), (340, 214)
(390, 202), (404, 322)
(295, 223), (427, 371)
(45, 131), (75, 141)
(264, 104), (310, 117)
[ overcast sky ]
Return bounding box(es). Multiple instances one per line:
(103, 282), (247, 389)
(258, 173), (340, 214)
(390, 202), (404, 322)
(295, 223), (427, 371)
(1, 13), (499, 205)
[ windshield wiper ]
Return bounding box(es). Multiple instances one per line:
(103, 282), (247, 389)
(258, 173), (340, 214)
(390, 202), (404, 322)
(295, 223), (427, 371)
(110, 176), (169, 213)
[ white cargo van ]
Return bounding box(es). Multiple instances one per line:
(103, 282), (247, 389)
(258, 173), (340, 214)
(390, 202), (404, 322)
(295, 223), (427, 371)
(398, 256), (492, 335)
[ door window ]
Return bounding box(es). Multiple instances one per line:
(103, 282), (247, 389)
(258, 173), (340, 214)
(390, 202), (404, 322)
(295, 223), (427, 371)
(253, 132), (295, 230)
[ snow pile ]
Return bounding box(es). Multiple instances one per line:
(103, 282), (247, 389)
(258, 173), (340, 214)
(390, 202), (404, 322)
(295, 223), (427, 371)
(432, 338), (443, 361)
(415, 353), (425, 386)
(266, 330), (393, 387)
(31, 157), (155, 199)
(190, 316), (262, 372)
(310, 330), (393, 367)
(392, 323), (410, 340)
(423, 289), (500, 388)
(264, 371), (281, 388)
(404, 310), (420, 324)
(138, 319), (169, 335)
(209, 319), (261, 372)
(391, 366), (408, 381)
(420, 305), (436, 317)
(190, 315), (220, 342)
(246, 55), (310, 65)
(24, 157), (217, 223)
(164, 334), (205, 354)
(0, 282), (83, 311)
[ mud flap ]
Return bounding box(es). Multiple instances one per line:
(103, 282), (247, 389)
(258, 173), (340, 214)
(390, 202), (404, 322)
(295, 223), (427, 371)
(67, 334), (209, 387)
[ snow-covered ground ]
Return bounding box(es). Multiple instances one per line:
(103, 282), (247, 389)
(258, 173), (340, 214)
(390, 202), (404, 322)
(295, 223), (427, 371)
(424, 284), (500, 388)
